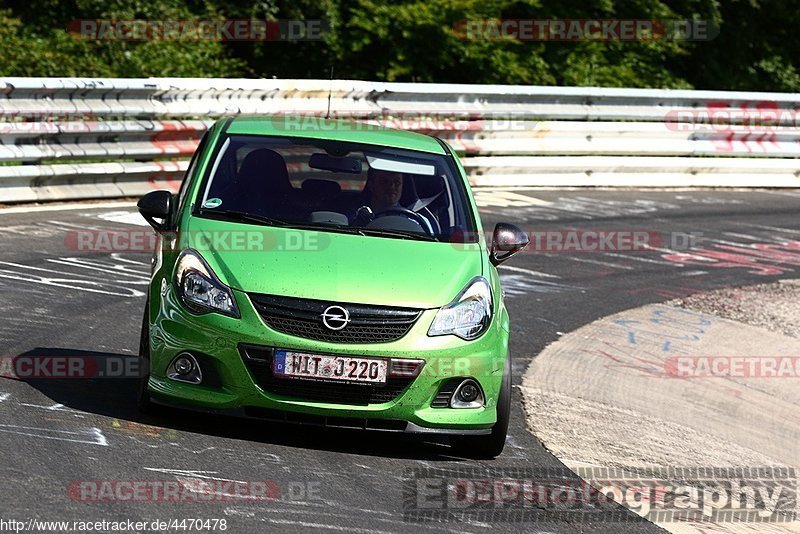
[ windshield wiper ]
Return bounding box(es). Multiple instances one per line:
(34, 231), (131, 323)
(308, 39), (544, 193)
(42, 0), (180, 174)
(198, 209), (290, 227)
(356, 228), (438, 241)
(283, 223), (368, 236)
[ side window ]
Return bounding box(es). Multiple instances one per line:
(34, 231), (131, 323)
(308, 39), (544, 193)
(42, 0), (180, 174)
(176, 129), (212, 217)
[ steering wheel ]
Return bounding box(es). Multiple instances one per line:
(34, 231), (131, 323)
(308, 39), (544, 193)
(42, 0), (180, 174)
(371, 206), (435, 237)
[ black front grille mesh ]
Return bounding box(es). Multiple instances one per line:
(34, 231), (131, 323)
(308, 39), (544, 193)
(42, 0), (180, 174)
(239, 345), (414, 405)
(431, 378), (461, 408)
(248, 293), (422, 343)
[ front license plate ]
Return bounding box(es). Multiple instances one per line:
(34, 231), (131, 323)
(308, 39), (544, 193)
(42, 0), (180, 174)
(273, 350), (388, 384)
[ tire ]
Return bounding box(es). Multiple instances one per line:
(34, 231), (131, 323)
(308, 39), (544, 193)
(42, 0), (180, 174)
(137, 301), (156, 414)
(452, 356), (512, 459)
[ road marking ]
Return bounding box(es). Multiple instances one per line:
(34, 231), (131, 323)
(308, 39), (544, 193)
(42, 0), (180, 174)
(94, 211), (149, 227)
(643, 246), (679, 255)
(563, 256), (635, 270)
(46, 258), (150, 280)
(110, 253), (150, 267)
(144, 468), (222, 477)
(175, 476), (266, 500)
(746, 224), (800, 236)
(0, 223), (64, 238)
(45, 220), (114, 231)
(0, 260), (146, 297)
(517, 196), (681, 221)
(473, 190), (551, 208)
(601, 252), (673, 265)
(224, 508), (256, 518)
(18, 402), (85, 414)
(262, 519), (392, 534)
(143, 468), (259, 485)
(702, 238), (757, 248)
(0, 201), (135, 215)
(497, 265), (560, 279)
(108, 419), (175, 438)
(500, 273), (582, 295)
(0, 424), (108, 446)
(144, 468), (272, 502)
(723, 232), (770, 241)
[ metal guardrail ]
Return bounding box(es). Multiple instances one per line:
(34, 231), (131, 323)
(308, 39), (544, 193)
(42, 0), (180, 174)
(1, 77), (799, 203)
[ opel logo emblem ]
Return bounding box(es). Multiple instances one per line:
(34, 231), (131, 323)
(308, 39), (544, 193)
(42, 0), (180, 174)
(321, 305), (350, 331)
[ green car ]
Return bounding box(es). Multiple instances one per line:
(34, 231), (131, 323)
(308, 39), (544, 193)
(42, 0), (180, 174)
(136, 116), (528, 458)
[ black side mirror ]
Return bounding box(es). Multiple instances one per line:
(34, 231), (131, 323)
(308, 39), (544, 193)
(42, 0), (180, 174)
(490, 223), (529, 266)
(137, 190), (174, 232)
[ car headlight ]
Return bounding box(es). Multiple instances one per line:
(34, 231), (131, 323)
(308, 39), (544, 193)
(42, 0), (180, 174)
(428, 277), (492, 340)
(173, 249), (239, 318)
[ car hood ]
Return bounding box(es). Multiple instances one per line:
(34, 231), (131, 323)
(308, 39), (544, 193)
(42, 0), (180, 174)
(183, 217), (483, 309)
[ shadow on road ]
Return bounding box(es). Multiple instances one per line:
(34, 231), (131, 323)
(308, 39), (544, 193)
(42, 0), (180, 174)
(9, 347), (471, 461)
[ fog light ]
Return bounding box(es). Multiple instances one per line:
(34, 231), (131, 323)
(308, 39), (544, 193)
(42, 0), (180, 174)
(458, 383), (479, 403)
(174, 356), (194, 375)
(450, 379), (484, 409)
(167, 353), (202, 384)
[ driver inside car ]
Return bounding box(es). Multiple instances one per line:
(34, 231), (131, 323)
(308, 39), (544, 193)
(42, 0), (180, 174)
(349, 168), (435, 236)
(366, 169), (403, 210)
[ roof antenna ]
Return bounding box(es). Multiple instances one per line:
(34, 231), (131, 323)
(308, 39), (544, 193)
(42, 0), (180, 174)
(325, 66), (334, 119)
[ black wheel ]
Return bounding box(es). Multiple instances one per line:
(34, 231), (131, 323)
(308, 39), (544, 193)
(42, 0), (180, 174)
(452, 356), (512, 459)
(137, 301), (156, 414)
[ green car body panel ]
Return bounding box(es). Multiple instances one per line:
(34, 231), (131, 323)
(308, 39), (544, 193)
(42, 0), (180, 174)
(141, 116), (514, 437)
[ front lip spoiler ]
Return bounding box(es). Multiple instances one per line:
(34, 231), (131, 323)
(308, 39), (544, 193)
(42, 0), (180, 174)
(404, 422), (490, 436)
(150, 397), (492, 436)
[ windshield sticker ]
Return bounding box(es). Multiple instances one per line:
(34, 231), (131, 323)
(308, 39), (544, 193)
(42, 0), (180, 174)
(202, 198), (223, 209)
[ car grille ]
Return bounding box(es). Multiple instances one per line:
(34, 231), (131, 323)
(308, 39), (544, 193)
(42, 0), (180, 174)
(431, 378), (461, 408)
(248, 293), (422, 344)
(239, 345), (415, 405)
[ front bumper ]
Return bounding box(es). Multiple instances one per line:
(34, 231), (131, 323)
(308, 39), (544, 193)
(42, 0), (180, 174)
(146, 284), (509, 434)
(150, 397), (492, 435)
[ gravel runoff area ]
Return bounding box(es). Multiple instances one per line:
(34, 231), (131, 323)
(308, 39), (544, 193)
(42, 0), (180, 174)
(522, 280), (800, 534)
(670, 279), (800, 338)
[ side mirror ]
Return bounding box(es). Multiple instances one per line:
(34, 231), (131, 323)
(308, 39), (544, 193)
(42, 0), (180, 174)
(137, 190), (174, 232)
(490, 223), (529, 266)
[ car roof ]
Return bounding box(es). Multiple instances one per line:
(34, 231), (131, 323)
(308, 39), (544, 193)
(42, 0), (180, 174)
(225, 116), (446, 155)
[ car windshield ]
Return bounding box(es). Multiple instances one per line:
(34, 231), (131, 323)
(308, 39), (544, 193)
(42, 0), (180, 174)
(195, 134), (477, 242)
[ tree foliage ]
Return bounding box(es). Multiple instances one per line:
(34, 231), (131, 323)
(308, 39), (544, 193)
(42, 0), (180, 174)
(0, 0), (797, 91)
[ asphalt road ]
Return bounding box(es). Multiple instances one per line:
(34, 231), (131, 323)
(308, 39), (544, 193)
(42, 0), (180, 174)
(2, 189), (800, 533)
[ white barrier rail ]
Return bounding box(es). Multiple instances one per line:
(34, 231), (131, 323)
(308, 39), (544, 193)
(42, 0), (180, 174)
(1, 77), (799, 202)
